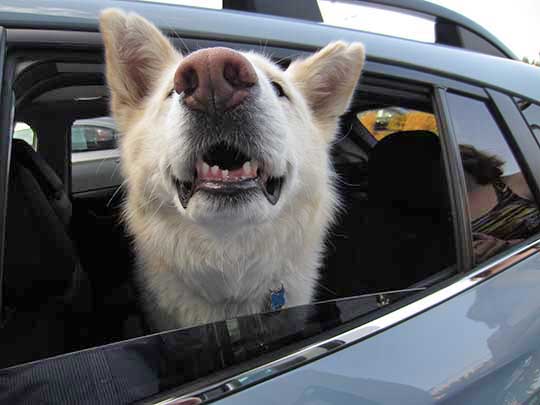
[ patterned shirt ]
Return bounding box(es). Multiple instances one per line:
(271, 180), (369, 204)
(472, 180), (540, 240)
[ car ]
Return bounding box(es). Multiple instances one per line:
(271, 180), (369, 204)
(14, 116), (122, 193)
(1, 0), (540, 404)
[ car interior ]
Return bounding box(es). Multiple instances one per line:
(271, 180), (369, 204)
(1, 48), (457, 369)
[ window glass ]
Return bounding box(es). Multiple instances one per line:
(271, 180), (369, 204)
(457, 26), (507, 59)
(13, 122), (36, 149)
(70, 116), (122, 193)
(318, 1), (435, 43)
(323, 97), (455, 300)
(446, 92), (540, 264)
(71, 117), (117, 152)
(138, 0), (437, 44)
(358, 108), (438, 141)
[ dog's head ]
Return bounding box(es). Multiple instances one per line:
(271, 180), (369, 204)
(100, 9), (364, 230)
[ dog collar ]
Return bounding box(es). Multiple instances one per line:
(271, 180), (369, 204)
(269, 284), (285, 311)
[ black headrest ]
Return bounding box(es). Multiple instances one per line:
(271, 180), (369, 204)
(368, 130), (446, 212)
(11, 139), (71, 226)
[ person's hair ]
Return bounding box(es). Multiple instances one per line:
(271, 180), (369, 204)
(459, 144), (504, 185)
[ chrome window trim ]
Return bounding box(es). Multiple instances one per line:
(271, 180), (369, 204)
(151, 237), (540, 404)
(71, 148), (120, 164)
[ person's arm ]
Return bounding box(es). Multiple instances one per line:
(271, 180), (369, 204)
(473, 232), (522, 263)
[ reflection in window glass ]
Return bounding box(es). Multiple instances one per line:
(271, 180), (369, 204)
(71, 117), (117, 152)
(358, 108), (437, 141)
(457, 26), (506, 58)
(137, 0), (437, 44)
(318, 0), (435, 43)
(446, 93), (540, 264)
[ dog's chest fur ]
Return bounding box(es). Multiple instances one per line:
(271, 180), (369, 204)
(133, 202), (325, 330)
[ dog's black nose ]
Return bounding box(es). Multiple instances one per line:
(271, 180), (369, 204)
(174, 47), (257, 114)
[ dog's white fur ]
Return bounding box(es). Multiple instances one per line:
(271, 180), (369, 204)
(100, 9), (365, 331)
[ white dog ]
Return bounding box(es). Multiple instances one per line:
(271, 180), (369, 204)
(100, 9), (365, 331)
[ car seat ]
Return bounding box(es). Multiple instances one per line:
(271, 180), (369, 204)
(363, 130), (456, 291)
(1, 139), (92, 368)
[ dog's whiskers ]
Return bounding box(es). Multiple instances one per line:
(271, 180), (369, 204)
(95, 157), (108, 175)
(332, 122), (354, 146)
(109, 161), (121, 181)
(274, 52), (304, 67)
(106, 179), (128, 208)
(315, 281), (338, 297)
(166, 24), (191, 54)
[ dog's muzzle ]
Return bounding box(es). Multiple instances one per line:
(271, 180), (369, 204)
(174, 142), (284, 209)
(173, 48), (285, 209)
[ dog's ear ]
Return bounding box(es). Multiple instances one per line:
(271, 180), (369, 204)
(287, 42), (365, 136)
(100, 9), (179, 121)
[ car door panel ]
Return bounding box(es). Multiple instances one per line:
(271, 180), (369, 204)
(213, 249), (540, 405)
(71, 149), (121, 194)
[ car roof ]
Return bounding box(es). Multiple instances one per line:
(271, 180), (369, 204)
(2, 0), (539, 102)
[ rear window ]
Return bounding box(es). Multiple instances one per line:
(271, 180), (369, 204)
(13, 122), (36, 149)
(358, 108), (438, 141)
(72, 117), (118, 152)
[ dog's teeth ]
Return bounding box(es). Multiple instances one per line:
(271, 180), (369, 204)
(202, 162), (210, 175)
(211, 165), (219, 175)
(251, 161), (258, 176)
(222, 169), (229, 179)
(242, 161), (251, 176)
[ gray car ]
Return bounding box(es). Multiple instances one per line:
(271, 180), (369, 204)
(15, 116), (122, 193)
(1, 1), (540, 404)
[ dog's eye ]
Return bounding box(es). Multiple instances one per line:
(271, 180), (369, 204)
(270, 81), (287, 98)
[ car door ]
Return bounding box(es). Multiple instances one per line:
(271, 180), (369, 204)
(204, 64), (540, 405)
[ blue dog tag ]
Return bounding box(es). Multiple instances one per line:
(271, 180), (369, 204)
(270, 284), (285, 311)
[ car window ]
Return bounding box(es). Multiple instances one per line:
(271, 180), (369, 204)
(70, 116), (122, 193)
(357, 108), (438, 141)
(457, 26), (507, 59)
(445, 92), (540, 265)
(322, 82), (455, 300)
(71, 117), (117, 152)
(12, 122), (36, 149)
